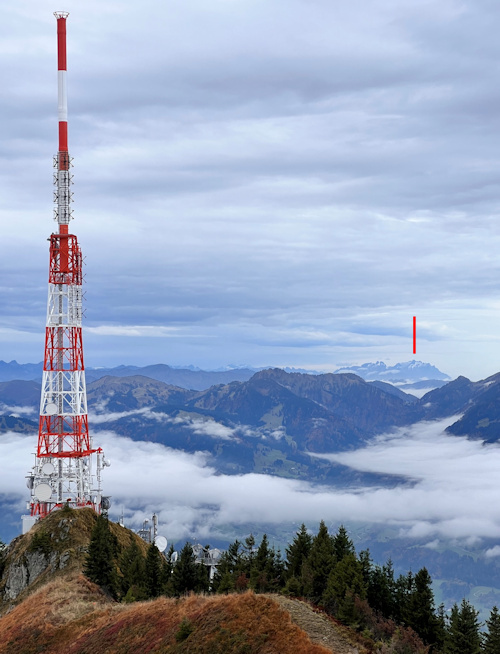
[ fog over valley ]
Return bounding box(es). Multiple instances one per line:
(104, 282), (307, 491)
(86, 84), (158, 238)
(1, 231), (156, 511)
(3, 415), (500, 548)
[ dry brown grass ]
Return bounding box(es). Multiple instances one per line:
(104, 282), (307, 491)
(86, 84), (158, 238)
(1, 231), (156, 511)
(0, 511), (334, 653)
(0, 573), (118, 653)
(0, 581), (332, 654)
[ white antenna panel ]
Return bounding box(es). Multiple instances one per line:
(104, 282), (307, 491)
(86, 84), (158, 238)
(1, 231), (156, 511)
(42, 462), (55, 475)
(34, 483), (52, 502)
(45, 403), (58, 416)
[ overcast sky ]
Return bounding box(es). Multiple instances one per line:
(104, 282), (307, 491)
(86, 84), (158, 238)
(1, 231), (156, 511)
(2, 0), (500, 379)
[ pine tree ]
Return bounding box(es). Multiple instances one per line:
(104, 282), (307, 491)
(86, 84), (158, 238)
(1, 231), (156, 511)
(394, 570), (414, 625)
(194, 548), (210, 593)
(249, 534), (273, 592)
(171, 542), (199, 596)
(84, 514), (119, 599)
(406, 567), (438, 646)
(243, 534), (255, 575)
(286, 524), (312, 581)
(161, 545), (174, 595)
(445, 599), (481, 654)
(212, 540), (243, 593)
(145, 543), (163, 598)
(119, 539), (146, 600)
(366, 558), (396, 619)
(358, 549), (372, 589)
(215, 570), (235, 593)
(483, 605), (500, 654)
(321, 552), (366, 625)
(271, 548), (286, 591)
(434, 603), (447, 652)
(302, 521), (335, 603)
(332, 525), (355, 562)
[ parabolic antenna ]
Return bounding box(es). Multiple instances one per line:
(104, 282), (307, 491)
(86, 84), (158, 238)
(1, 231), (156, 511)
(45, 402), (58, 416)
(155, 536), (167, 553)
(171, 551), (178, 563)
(209, 549), (222, 561)
(42, 462), (55, 475)
(34, 483), (52, 502)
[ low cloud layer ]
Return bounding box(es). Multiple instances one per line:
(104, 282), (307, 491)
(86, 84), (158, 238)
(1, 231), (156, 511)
(88, 407), (171, 425)
(0, 405), (36, 418)
(89, 405), (282, 441)
(4, 417), (500, 546)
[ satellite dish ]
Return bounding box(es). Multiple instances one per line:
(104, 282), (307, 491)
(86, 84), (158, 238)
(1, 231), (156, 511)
(45, 402), (58, 416)
(171, 551), (178, 563)
(192, 544), (203, 558)
(101, 497), (111, 510)
(42, 462), (55, 475)
(155, 536), (167, 553)
(34, 483), (52, 502)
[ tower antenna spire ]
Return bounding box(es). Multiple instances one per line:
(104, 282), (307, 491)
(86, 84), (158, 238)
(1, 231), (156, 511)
(23, 13), (107, 533)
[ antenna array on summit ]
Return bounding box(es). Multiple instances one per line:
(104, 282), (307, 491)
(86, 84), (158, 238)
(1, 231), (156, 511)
(22, 13), (109, 534)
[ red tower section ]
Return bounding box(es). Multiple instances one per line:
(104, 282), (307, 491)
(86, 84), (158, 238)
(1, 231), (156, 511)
(37, 234), (93, 463)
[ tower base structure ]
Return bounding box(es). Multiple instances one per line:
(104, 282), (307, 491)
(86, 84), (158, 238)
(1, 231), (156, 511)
(22, 447), (109, 534)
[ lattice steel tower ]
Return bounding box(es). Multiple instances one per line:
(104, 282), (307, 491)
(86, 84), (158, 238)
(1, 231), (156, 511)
(23, 13), (108, 533)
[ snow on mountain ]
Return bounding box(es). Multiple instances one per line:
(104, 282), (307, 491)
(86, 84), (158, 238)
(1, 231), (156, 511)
(334, 360), (450, 384)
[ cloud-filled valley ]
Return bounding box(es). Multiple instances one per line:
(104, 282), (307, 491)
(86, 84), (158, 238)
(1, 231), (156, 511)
(4, 415), (500, 546)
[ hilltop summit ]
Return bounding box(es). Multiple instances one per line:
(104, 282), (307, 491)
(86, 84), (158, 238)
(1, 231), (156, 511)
(0, 509), (344, 654)
(0, 507), (147, 608)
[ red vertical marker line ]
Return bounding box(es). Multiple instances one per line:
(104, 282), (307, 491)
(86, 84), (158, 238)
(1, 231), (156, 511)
(413, 316), (416, 354)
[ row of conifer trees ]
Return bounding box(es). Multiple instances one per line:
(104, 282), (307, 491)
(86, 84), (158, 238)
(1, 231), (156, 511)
(84, 515), (500, 653)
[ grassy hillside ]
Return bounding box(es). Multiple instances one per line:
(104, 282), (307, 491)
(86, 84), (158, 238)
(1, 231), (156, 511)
(0, 509), (346, 654)
(0, 574), (332, 654)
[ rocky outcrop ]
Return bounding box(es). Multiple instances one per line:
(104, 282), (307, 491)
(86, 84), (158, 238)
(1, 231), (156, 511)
(3, 548), (71, 601)
(4, 551), (51, 600)
(0, 507), (147, 612)
(0, 510), (96, 607)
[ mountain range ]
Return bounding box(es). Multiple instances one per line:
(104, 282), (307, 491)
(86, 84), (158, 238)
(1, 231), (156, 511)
(3, 367), (500, 484)
(0, 359), (449, 392)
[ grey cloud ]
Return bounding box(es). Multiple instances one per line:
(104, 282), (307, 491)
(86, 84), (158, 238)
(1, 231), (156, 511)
(0, 405), (36, 418)
(4, 0), (500, 379)
(176, 417), (236, 441)
(89, 405), (253, 441)
(485, 546), (500, 559)
(88, 407), (171, 425)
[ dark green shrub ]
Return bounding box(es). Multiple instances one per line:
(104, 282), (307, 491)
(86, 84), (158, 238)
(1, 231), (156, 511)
(175, 618), (194, 642)
(28, 530), (52, 557)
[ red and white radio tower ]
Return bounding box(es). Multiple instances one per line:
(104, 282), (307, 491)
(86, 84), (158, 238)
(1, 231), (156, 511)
(23, 13), (108, 533)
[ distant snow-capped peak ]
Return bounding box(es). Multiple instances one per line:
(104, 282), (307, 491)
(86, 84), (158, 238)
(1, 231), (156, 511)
(334, 360), (450, 383)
